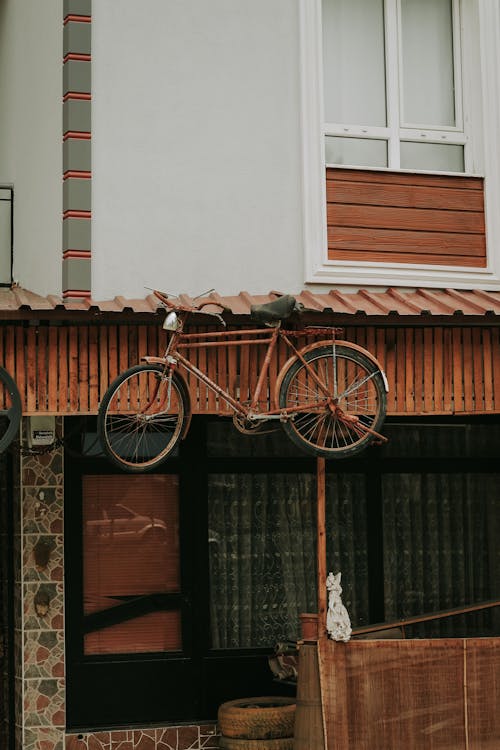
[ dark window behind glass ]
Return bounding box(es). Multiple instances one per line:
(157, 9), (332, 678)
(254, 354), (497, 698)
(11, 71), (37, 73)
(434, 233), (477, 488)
(65, 416), (500, 729)
(208, 473), (316, 648)
(83, 475), (181, 655)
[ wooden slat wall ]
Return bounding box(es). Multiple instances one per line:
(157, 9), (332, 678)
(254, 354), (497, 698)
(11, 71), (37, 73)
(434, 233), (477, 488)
(2, 323), (500, 416)
(327, 168), (486, 267)
(319, 638), (500, 750)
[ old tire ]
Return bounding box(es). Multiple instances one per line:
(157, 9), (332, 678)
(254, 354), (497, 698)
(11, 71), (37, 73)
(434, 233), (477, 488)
(218, 696), (295, 740)
(219, 737), (294, 750)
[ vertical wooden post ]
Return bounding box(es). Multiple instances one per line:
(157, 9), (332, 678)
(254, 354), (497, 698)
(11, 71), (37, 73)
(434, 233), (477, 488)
(295, 458), (328, 750)
(317, 457), (327, 638)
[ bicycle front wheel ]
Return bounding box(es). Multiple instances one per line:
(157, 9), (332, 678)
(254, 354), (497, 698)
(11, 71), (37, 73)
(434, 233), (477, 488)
(0, 367), (22, 454)
(278, 344), (387, 459)
(98, 364), (189, 472)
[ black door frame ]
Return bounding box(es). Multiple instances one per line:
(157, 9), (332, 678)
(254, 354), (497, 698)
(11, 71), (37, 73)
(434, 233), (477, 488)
(0, 451), (15, 750)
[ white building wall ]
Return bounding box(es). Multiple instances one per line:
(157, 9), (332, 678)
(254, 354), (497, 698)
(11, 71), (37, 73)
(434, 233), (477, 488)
(0, 0), (62, 296)
(91, 0), (305, 299)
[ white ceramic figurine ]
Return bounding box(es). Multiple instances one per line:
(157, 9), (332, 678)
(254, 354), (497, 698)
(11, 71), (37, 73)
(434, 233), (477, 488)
(326, 571), (352, 642)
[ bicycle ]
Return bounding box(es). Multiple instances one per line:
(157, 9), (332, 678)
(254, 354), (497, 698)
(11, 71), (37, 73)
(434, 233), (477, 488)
(0, 366), (22, 454)
(98, 291), (389, 472)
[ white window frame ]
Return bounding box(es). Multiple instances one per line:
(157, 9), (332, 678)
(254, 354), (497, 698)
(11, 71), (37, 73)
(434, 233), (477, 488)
(0, 186), (13, 286)
(301, 0), (500, 289)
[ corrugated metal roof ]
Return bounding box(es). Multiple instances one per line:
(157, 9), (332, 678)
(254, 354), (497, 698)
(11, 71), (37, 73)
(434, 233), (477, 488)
(2, 286), (500, 318)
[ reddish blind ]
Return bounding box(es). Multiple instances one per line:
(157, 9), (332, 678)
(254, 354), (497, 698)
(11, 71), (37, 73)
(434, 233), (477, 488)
(82, 474), (181, 655)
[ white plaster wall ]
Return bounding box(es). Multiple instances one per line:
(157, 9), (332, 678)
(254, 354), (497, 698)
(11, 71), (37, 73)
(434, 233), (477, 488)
(91, 0), (305, 299)
(0, 0), (62, 295)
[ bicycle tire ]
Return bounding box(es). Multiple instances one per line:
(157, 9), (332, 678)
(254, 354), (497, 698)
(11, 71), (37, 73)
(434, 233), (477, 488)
(0, 367), (22, 454)
(278, 344), (387, 459)
(98, 364), (189, 472)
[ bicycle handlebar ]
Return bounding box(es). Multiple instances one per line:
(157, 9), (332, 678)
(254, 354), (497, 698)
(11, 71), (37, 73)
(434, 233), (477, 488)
(153, 289), (227, 326)
(153, 289), (189, 310)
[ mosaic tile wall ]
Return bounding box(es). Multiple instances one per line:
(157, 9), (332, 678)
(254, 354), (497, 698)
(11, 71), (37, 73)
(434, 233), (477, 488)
(18, 418), (65, 750)
(0, 455), (7, 747)
(13, 419), (221, 750)
(65, 725), (220, 749)
(0, 449), (15, 750)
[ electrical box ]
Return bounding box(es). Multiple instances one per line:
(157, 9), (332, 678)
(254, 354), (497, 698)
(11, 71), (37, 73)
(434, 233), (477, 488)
(28, 416), (56, 448)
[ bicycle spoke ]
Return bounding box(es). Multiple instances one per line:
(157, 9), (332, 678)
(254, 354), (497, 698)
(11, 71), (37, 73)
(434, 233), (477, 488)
(99, 365), (187, 471)
(338, 369), (378, 401)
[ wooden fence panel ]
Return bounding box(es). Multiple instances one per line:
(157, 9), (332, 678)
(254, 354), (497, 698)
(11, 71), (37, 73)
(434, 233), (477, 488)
(467, 639), (500, 749)
(2, 323), (500, 416)
(26, 327), (37, 413)
(58, 328), (68, 415)
(318, 638), (500, 750)
(88, 325), (99, 412)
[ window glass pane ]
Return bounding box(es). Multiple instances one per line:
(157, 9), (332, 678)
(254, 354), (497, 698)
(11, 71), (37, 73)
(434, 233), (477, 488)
(208, 474), (316, 648)
(208, 472), (370, 649)
(400, 141), (464, 172)
(0, 197), (11, 284)
(84, 611), (182, 655)
(322, 0), (386, 126)
(401, 0), (456, 127)
(382, 423), (500, 460)
(207, 420), (306, 458)
(83, 475), (181, 654)
(81, 430), (179, 459)
(382, 473), (500, 638)
(325, 136), (388, 168)
(326, 474), (370, 627)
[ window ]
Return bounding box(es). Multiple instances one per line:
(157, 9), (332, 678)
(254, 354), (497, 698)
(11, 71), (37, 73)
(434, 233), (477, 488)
(301, 0), (500, 288)
(323, 0), (468, 173)
(65, 416), (500, 729)
(65, 418), (302, 730)
(0, 188), (12, 286)
(208, 472), (317, 648)
(65, 446), (200, 729)
(82, 475), (182, 656)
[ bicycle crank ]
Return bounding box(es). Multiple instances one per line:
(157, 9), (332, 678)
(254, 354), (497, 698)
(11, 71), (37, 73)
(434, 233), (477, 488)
(232, 412), (280, 435)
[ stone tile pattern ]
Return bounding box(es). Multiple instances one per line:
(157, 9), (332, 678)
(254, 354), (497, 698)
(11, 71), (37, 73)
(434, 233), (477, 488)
(18, 418), (65, 750)
(65, 725), (220, 749)
(0, 450), (14, 750)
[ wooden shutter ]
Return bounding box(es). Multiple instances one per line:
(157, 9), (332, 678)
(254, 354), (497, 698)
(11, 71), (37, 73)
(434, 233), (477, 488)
(327, 168), (486, 267)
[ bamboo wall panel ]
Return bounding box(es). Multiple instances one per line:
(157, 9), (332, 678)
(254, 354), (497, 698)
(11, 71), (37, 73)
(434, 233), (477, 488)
(318, 638), (500, 750)
(327, 168), (486, 267)
(2, 323), (500, 416)
(467, 639), (500, 749)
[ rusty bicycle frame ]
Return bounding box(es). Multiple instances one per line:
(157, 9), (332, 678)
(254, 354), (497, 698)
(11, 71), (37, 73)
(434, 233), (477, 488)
(142, 290), (387, 441)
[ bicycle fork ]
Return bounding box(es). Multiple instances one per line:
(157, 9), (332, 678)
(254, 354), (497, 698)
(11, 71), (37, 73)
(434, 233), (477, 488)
(139, 357), (176, 417)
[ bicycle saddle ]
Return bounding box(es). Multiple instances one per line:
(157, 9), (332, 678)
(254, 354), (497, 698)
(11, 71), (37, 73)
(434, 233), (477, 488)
(250, 295), (301, 325)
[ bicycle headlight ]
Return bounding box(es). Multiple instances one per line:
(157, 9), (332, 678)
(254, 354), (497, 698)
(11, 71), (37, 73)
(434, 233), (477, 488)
(163, 311), (179, 331)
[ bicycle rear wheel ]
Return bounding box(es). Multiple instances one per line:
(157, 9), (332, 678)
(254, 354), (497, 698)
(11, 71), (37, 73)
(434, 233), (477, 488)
(278, 344), (387, 459)
(0, 367), (22, 453)
(98, 364), (189, 472)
